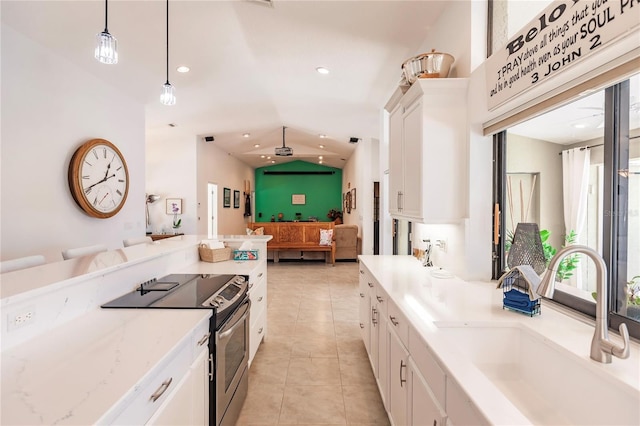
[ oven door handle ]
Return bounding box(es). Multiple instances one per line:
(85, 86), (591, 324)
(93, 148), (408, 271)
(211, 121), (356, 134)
(217, 300), (251, 341)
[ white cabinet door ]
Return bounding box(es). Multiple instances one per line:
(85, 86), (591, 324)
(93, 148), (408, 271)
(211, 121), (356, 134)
(388, 104), (404, 215)
(359, 267), (373, 354)
(388, 327), (409, 426)
(377, 309), (389, 407)
(148, 349), (209, 425)
(409, 358), (447, 426)
(400, 99), (423, 219)
(386, 79), (468, 223)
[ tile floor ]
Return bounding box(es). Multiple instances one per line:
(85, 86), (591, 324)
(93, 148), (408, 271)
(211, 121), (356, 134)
(236, 260), (390, 426)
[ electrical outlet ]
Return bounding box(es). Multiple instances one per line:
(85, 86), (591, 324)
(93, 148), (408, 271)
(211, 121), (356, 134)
(7, 306), (36, 331)
(435, 239), (447, 253)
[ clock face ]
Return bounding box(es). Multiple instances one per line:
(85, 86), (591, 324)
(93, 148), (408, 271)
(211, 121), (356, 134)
(68, 139), (129, 218)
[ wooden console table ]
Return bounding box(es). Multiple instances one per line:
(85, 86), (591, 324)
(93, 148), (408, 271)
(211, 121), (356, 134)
(249, 222), (335, 265)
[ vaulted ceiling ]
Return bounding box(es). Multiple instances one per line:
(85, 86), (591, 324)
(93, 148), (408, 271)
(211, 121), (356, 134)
(1, 0), (450, 168)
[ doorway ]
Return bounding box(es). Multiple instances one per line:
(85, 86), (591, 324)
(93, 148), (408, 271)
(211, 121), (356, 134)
(208, 183), (218, 238)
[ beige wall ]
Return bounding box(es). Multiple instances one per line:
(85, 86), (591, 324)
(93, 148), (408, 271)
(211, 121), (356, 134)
(1, 26), (146, 262)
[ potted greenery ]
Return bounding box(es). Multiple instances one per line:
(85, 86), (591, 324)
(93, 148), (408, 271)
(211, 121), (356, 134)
(327, 209), (343, 224)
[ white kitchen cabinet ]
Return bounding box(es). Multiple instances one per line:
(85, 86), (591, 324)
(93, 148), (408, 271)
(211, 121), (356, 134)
(385, 79), (469, 223)
(408, 358), (447, 426)
(147, 348), (209, 425)
(113, 320), (210, 425)
(358, 266), (373, 354)
(248, 262), (267, 365)
(388, 326), (409, 426)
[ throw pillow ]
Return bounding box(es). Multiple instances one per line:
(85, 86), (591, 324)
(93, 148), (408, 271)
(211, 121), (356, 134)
(254, 227), (264, 235)
(319, 229), (333, 246)
(246, 228), (255, 235)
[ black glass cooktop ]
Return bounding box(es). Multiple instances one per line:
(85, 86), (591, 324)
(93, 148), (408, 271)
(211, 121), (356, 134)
(102, 273), (237, 309)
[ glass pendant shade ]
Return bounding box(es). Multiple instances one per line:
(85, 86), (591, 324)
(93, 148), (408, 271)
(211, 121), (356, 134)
(95, 31), (118, 64)
(160, 82), (176, 106)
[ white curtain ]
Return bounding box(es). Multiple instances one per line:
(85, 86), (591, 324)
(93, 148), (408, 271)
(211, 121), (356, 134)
(562, 147), (591, 289)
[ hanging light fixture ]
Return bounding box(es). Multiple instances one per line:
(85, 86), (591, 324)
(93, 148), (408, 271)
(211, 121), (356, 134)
(95, 0), (118, 64)
(160, 0), (176, 105)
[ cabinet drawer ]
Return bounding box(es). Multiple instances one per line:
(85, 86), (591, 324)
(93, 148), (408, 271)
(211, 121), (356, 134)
(248, 263), (267, 292)
(409, 327), (446, 408)
(249, 308), (266, 364)
(387, 298), (409, 348)
(190, 317), (212, 358)
(112, 342), (191, 425)
(250, 278), (267, 328)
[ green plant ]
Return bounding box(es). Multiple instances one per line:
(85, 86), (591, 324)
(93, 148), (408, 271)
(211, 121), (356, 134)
(592, 276), (640, 306)
(628, 276), (640, 306)
(327, 209), (342, 221)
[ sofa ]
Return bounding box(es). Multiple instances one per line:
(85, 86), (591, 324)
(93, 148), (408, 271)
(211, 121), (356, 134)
(334, 224), (359, 260)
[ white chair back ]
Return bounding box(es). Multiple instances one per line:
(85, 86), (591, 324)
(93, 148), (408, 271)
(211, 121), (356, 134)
(123, 236), (153, 247)
(0, 255), (46, 273)
(62, 244), (107, 260)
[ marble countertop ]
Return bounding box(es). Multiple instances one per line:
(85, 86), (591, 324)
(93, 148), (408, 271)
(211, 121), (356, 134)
(359, 255), (640, 424)
(1, 308), (211, 425)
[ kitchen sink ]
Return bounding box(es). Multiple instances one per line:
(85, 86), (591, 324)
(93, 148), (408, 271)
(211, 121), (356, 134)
(434, 322), (640, 425)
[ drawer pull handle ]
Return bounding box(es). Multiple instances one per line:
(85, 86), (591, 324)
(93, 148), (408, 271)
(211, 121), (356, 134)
(257, 272), (264, 278)
(257, 296), (263, 302)
(249, 283), (254, 289)
(209, 355), (214, 382)
(360, 323), (365, 329)
(197, 332), (211, 346)
(150, 377), (173, 402)
(371, 307), (378, 325)
(360, 270), (364, 274)
(368, 282), (374, 288)
(399, 360), (406, 387)
(376, 296), (383, 303)
(258, 327), (263, 334)
(389, 316), (399, 326)
(359, 292), (365, 298)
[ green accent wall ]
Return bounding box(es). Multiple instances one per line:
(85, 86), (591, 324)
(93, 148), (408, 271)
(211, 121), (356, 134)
(255, 160), (342, 222)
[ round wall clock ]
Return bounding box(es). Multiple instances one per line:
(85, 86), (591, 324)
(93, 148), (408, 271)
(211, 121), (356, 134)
(68, 138), (129, 218)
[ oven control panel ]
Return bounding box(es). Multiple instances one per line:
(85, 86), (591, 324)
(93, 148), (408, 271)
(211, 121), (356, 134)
(202, 275), (247, 310)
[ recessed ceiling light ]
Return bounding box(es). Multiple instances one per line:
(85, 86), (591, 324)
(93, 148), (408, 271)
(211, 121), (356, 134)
(319, 144), (325, 149)
(267, 156), (271, 160)
(176, 66), (190, 73)
(319, 160), (323, 164)
(316, 67), (330, 75)
(260, 155), (265, 158)
(573, 123), (587, 129)
(243, 133), (251, 138)
(254, 144), (260, 148)
(319, 156), (323, 160)
(319, 134), (327, 138)
(271, 160), (276, 164)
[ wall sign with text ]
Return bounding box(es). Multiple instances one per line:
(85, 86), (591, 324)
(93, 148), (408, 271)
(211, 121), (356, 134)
(486, 0), (640, 110)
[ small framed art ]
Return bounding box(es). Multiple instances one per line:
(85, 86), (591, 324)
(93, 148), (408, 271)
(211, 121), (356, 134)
(223, 188), (231, 208)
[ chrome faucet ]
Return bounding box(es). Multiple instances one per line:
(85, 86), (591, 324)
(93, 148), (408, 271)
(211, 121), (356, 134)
(537, 245), (630, 363)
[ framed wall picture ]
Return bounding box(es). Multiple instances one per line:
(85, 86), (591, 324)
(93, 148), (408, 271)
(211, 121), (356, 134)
(351, 188), (356, 210)
(292, 194), (306, 205)
(234, 190), (240, 208)
(166, 198), (182, 215)
(223, 188), (231, 208)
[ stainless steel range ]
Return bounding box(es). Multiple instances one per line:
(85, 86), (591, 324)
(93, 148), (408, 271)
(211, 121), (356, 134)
(102, 273), (250, 426)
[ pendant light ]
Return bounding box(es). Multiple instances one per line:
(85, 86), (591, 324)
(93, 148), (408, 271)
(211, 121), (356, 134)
(94, 0), (118, 64)
(160, 0), (176, 106)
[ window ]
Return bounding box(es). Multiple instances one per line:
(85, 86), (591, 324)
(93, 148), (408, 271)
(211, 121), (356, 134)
(495, 73), (640, 339)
